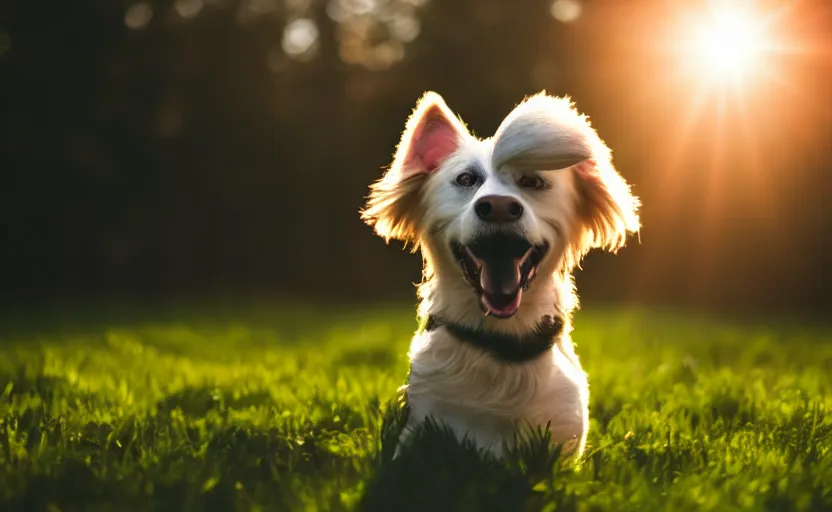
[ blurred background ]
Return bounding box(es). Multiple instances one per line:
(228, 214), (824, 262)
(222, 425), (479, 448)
(1, 0), (830, 315)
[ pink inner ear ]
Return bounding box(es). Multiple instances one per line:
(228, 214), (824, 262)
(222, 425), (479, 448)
(573, 159), (598, 178)
(407, 114), (459, 173)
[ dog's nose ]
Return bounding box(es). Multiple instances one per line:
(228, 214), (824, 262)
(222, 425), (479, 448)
(475, 195), (524, 223)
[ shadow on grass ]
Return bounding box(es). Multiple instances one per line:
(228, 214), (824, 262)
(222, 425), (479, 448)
(359, 404), (577, 512)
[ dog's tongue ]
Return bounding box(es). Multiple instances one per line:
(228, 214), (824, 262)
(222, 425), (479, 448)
(477, 257), (523, 316)
(478, 258), (522, 296)
(467, 235), (533, 317)
(482, 288), (523, 317)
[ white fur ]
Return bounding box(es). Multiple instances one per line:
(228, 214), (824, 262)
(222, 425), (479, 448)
(361, 91), (640, 459)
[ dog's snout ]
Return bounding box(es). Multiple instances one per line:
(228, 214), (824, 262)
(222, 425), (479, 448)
(475, 195), (524, 223)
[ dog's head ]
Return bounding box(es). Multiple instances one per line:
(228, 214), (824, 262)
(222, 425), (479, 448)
(361, 92), (639, 320)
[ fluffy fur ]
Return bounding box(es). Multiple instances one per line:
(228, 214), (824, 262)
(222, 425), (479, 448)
(361, 91), (640, 459)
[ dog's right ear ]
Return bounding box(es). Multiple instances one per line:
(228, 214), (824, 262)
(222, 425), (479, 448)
(361, 92), (466, 248)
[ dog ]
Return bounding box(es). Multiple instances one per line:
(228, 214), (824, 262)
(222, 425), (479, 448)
(361, 92), (640, 459)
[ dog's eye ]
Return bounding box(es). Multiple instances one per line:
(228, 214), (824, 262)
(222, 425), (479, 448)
(455, 172), (478, 188)
(518, 175), (547, 190)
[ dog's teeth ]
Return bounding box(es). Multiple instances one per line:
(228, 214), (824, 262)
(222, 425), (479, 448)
(517, 247), (535, 268)
(479, 272), (489, 293)
(465, 247), (482, 269)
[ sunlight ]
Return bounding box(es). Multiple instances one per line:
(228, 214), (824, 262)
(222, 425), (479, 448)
(629, 0), (811, 301)
(658, 0), (802, 167)
(692, 8), (761, 80)
(685, 4), (769, 84)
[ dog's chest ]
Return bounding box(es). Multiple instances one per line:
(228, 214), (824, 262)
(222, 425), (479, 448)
(402, 330), (589, 455)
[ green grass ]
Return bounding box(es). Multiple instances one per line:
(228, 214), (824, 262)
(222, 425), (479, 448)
(0, 302), (830, 511)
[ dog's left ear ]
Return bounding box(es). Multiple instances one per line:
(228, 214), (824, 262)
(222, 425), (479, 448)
(569, 156), (640, 261)
(491, 92), (639, 265)
(361, 92), (467, 247)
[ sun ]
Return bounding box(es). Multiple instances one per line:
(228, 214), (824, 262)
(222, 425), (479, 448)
(684, 4), (770, 84)
(694, 11), (761, 78)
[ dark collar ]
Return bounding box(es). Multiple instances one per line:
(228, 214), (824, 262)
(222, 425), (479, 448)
(423, 313), (564, 363)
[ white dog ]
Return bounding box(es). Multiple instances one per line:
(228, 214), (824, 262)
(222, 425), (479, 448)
(361, 92), (640, 459)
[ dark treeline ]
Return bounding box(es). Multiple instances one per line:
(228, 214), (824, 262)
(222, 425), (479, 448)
(1, 0), (830, 313)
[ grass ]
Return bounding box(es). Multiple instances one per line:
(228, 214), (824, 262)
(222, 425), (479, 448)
(0, 301), (830, 511)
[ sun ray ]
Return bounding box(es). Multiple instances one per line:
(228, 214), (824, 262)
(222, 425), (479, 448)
(628, 0), (824, 302)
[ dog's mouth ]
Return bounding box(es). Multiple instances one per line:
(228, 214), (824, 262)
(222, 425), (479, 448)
(452, 233), (549, 319)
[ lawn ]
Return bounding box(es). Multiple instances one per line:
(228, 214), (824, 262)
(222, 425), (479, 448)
(0, 302), (830, 511)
